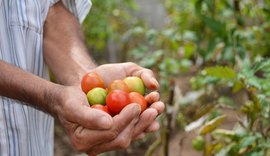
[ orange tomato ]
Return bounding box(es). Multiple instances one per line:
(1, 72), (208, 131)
(129, 92), (147, 112)
(91, 104), (110, 114)
(81, 72), (104, 94)
(107, 80), (129, 93)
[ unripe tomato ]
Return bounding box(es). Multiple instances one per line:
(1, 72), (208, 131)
(87, 87), (107, 106)
(81, 72), (104, 94)
(192, 136), (205, 151)
(107, 80), (129, 93)
(129, 92), (147, 112)
(106, 90), (131, 115)
(91, 104), (110, 114)
(123, 76), (145, 95)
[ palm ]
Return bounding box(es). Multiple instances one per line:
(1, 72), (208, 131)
(94, 62), (158, 90)
(94, 63), (130, 86)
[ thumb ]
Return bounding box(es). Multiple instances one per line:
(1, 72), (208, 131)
(73, 104), (113, 130)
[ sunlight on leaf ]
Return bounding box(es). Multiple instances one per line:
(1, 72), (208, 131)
(199, 115), (226, 135)
(204, 66), (237, 79)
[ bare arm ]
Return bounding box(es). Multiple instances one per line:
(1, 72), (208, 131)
(43, 1), (96, 86)
(0, 60), (61, 115)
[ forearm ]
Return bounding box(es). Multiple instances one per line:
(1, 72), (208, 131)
(0, 60), (61, 115)
(43, 1), (96, 86)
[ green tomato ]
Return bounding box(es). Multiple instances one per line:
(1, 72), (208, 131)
(87, 87), (107, 106)
(123, 76), (145, 95)
(192, 136), (205, 151)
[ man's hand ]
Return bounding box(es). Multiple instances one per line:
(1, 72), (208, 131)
(52, 62), (164, 155)
(53, 85), (141, 153)
(94, 62), (165, 139)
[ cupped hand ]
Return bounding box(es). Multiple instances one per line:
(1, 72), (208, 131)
(53, 62), (164, 155)
(93, 62), (165, 138)
(53, 85), (142, 153)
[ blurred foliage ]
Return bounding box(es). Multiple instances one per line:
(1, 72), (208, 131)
(82, 0), (270, 155)
(82, 0), (141, 62)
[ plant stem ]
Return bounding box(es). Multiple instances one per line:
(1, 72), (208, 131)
(145, 138), (162, 156)
(164, 79), (175, 156)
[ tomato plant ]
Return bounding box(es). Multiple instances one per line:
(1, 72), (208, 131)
(129, 92), (147, 112)
(81, 72), (104, 94)
(106, 90), (131, 115)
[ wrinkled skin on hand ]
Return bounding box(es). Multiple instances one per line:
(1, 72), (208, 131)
(54, 62), (165, 155)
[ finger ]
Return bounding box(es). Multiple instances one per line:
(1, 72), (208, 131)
(86, 109), (139, 155)
(132, 108), (158, 138)
(144, 121), (160, 133)
(134, 133), (145, 140)
(140, 70), (159, 90)
(124, 63), (159, 90)
(62, 104), (113, 130)
(111, 103), (141, 133)
(70, 126), (114, 151)
(145, 91), (160, 104)
(72, 104), (113, 130)
(71, 104), (141, 151)
(149, 101), (165, 114)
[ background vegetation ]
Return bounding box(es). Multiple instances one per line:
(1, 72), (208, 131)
(56, 0), (270, 155)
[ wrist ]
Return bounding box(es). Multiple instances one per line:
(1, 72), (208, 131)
(43, 83), (65, 117)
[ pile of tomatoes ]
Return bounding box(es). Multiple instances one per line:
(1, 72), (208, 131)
(81, 72), (147, 116)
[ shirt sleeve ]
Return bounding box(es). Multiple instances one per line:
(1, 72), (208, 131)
(50, 0), (92, 24)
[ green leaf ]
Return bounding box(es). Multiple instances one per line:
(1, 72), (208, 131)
(212, 129), (235, 140)
(139, 50), (163, 68)
(204, 66), (237, 79)
(216, 143), (238, 156)
(232, 80), (245, 93)
(184, 42), (196, 58)
(239, 135), (257, 148)
(246, 151), (264, 156)
(199, 115), (226, 135)
(146, 29), (157, 45)
(201, 15), (226, 37)
(218, 96), (236, 107)
(159, 58), (181, 76)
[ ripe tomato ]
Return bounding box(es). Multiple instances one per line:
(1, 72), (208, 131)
(106, 90), (131, 115)
(91, 104), (110, 114)
(123, 76), (145, 95)
(107, 80), (129, 93)
(129, 92), (147, 112)
(81, 72), (104, 94)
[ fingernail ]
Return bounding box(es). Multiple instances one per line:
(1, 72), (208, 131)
(151, 78), (159, 88)
(132, 104), (141, 116)
(100, 116), (113, 129)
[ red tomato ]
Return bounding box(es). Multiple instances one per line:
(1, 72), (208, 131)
(91, 104), (110, 114)
(106, 90), (131, 115)
(129, 92), (147, 112)
(107, 80), (129, 93)
(81, 72), (104, 94)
